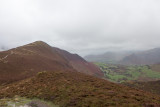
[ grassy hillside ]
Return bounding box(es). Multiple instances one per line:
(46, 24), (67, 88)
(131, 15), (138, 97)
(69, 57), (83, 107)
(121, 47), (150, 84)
(95, 62), (160, 83)
(1, 71), (160, 107)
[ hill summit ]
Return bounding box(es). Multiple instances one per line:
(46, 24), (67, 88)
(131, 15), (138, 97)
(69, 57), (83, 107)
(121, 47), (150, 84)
(0, 41), (103, 84)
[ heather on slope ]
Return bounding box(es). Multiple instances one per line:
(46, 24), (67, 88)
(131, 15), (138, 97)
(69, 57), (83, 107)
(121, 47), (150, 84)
(124, 80), (160, 95)
(0, 71), (160, 107)
(0, 41), (103, 84)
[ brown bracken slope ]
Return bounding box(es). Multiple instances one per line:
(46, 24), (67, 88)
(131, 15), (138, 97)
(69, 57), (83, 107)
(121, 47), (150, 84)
(0, 41), (103, 84)
(0, 71), (160, 107)
(123, 80), (160, 95)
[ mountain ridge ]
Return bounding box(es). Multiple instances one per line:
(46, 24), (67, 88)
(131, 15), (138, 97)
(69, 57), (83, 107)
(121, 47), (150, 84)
(0, 41), (103, 84)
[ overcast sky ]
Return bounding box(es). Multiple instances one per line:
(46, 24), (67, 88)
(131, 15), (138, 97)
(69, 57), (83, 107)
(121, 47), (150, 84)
(0, 0), (160, 56)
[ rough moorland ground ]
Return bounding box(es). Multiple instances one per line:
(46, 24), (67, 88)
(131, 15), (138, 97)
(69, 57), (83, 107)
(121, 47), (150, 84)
(0, 71), (160, 107)
(124, 80), (160, 96)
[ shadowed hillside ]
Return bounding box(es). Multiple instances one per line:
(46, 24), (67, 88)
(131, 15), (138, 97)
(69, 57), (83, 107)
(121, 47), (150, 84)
(0, 71), (160, 107)
(54, 48), (103, 77)
(0, 41), (103, 84)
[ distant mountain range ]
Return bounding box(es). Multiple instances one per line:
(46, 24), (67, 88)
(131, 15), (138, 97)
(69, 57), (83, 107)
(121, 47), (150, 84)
(84, 51), (134, 64)
(85, 48), (160, 65)
(120, 48), (160, 65)
(0, 41), (103, 84)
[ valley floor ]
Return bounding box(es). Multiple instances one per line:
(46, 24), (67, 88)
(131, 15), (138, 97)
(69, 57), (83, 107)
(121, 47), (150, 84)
(95, 62), (160, 83)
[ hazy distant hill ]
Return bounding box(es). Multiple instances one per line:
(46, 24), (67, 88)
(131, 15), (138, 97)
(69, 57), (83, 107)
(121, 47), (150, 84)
(0, 46), (7, 51)
(0, 41), (103, 84)
(84, 51), (133, 64)
(121, 48), (160, 65)
(85, 48), (160, 65)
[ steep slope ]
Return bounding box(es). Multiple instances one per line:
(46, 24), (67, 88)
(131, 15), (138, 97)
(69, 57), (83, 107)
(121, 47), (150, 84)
(54, 48), (103, 77)
(0, 41), (102, 84)
(0, 71), (160, 107)
(121, 48), (160, 65)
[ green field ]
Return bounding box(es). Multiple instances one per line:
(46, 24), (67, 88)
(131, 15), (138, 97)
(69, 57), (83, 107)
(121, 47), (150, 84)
(95, 62), (160, 83)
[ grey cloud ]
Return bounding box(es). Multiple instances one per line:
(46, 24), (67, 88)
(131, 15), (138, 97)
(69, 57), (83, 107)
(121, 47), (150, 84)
(0, 0), (160, 56)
